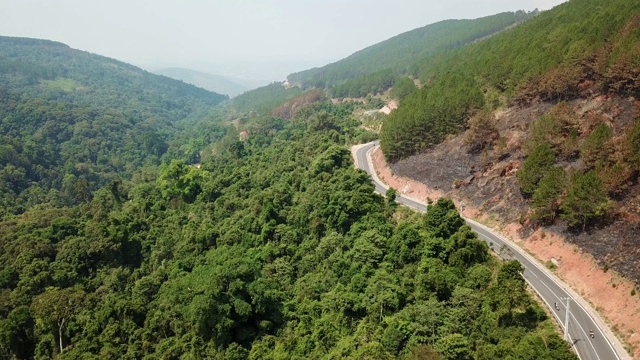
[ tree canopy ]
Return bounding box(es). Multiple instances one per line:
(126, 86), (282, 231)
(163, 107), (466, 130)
(0, 99), (575, 359)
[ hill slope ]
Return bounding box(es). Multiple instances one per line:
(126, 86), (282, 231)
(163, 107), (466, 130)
(287, 11), (536, 96)
(154, 67), (247, 97)
(0, 36), (228, 216)
(381, 0), (640, 161)
(375, 2), (640, 349)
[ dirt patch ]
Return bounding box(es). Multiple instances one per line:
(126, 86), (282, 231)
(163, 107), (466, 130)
(371, 146), (444, 202)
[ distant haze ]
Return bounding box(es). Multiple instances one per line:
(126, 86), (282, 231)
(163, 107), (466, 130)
(154, 67), (248, 97)
(0, 0), (566, 85)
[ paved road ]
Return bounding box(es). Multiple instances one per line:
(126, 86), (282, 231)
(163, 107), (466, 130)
(355, 141), (629, 360)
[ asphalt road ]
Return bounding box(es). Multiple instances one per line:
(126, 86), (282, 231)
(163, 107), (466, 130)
(355, 141), (629, 360)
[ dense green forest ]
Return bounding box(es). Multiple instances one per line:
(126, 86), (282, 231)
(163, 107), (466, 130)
(0, 95), (575, 359)
(381, 0), (640, 161)
(0, 36), (228, 217)
(287, 11), (536, 96)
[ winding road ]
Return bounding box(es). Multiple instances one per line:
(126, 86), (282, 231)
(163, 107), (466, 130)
(355, 141), (630, 360)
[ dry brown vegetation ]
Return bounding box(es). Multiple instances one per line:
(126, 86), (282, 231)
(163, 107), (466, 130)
(271, 89), (326, 119)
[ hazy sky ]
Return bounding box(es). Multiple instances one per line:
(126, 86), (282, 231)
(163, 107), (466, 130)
(0, 0), (566, 82)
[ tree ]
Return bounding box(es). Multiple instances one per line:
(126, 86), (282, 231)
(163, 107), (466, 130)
(531, 166), (567, 223)
(365, 269), (402, 322)
(390, 77), (418, 102)
(158, 160), (203, 202)
(0, 306), (35, 359)
(493, 261), (530, 320)
(435, 334), (473, 360)
(527, 114), (564, 152)
(561, 170), (611, 230)
(31, 287), (85, 354)
(516, 143), (556, 196)
(424, 198), (464, 240)
(627, 119), (640, 168)
(581, 123), (613, 167)
(386, 187), (398, 214)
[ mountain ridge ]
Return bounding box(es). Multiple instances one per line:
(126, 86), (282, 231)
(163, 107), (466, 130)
(287, 10), (537, 95)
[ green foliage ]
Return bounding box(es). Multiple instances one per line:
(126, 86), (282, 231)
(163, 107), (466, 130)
(435, 333), (473, 360)
(0, 101), (576, 359)
(516, 144), (556, 196)
(380, 0), (640, 162)
(288, 12), (535, 91)
(531, 166), (567, 224)
(424, 198), (465, 240)
(561, 170), (611, 230)
(231, 82), (303, 115)
(627, 119), (640, 167)
(31, 286), (85, 355)
(0, 37), (229, 217)
(390, 77), (418, 102)
(381, 72), (485, 161)
(385, 187), (398, 214)
(158, 161), (203, 203)
(331, 69), (397, 98)
(527, 114), (565, 153)
(581, 123), (613, 167)
(420, 0), (640, 99)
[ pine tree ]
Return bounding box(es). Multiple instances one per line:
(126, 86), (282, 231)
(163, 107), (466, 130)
(516, 143), (556, 196)
(561, 170), (611, 230)
(531, 166), (567, 224)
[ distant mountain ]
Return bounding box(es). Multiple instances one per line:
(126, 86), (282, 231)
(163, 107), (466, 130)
(0, 36), (228, 215)
(287, 10), (537, 96)
(154, 67), (248, 97)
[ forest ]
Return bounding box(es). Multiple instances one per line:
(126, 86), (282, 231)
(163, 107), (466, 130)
(511, 102), (640, 230)
(230, 82), (303, 116)
(0, 91), (576, 358)
(288, 11), (536, 95)
(0, 36), (228, 218)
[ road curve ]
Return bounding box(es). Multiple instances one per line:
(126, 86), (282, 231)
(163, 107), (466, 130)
(355, 141), (630, 360)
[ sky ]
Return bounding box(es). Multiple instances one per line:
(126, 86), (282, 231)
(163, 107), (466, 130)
(0, 0), (567, 84)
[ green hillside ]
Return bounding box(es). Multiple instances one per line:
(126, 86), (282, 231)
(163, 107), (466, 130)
(0, 97), (575, 359)
(154, 67), (247, 97)
(230, 82), (303, 115)
(0, 36), (228, 217)
(381, 0), (640, 161)
(287, 11), (536, 97)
